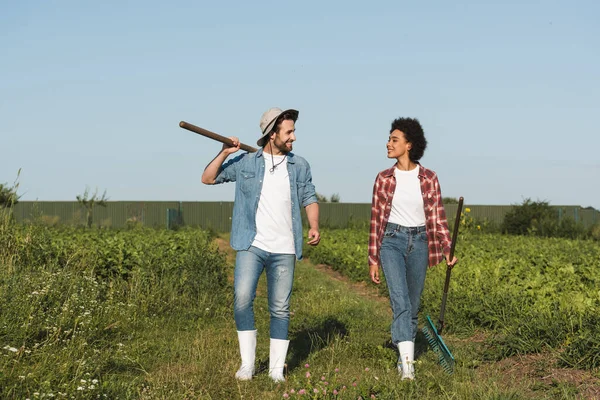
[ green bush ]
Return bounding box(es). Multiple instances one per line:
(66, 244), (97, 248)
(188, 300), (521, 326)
(502, 199), (588, 239)
(589, 223), (600, 241)
(502, 199), (554, 235)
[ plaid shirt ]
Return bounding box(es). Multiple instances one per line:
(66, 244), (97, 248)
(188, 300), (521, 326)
(368, 164), (452, 267)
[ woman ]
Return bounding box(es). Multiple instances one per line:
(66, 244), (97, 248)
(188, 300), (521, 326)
(368, 117), (457, 380)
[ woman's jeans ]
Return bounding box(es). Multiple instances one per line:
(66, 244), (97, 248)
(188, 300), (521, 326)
(234, 246), (296, 340)
(380, 223), (429, 344)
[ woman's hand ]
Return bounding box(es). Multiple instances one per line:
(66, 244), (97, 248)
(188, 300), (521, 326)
(447, 256), (458, 268)
(369, 264), (381, 284)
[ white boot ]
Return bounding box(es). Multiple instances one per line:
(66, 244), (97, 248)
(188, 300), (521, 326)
(268, 338), (290, 383)
(235, 330), (257, 380)
(398, 341), (415, 380)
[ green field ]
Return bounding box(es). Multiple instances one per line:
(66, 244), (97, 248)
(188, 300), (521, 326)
(1, 216), (599, 399)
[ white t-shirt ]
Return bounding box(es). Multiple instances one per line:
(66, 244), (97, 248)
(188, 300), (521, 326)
(388, 166), (426, 227)
(251, 154), (295, 254)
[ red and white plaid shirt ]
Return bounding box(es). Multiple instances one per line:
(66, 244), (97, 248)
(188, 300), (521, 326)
(368, 164), (452, 267)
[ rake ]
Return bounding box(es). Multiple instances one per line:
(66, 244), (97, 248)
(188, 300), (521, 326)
(422, 196), (464, 374)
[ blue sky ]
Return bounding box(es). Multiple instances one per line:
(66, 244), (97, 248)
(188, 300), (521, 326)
(2, 1), (599, 208)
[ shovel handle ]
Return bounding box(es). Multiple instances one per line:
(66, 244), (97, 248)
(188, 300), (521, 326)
(179, 121), (258, 153)
(438, 196), (464, 333)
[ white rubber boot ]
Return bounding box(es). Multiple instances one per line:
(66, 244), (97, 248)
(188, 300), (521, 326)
(235, 330), (257, 380)
(268, 338), (290, 383)
(398, 340), (415, 380)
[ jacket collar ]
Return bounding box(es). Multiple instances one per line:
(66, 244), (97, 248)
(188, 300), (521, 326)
(382, 162), (428, 179)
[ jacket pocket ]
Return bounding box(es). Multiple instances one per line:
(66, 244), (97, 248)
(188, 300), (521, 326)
(240, 170), (256, 193)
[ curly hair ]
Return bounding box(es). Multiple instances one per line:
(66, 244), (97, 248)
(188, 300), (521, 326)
(390, 117), (428, 162)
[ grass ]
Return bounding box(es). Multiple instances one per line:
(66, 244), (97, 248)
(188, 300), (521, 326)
(2, 221), (599, 399)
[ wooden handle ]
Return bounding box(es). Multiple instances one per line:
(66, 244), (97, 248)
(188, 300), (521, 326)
(179, 121), (258, 153)
(438, 196), (464, 333)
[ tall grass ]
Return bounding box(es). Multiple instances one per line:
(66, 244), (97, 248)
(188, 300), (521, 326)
(0, 214), (229, 398)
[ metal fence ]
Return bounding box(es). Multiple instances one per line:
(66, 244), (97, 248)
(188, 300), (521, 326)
(10, 201), (600, 231)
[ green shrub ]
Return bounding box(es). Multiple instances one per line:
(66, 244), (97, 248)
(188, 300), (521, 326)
(502, 199), (588, 239)
(502, 199), (555, 235)
(589, 223), (600, 241)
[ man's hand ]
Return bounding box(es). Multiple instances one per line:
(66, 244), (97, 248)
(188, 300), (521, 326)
(222, 137), (241, 155)
(201, 136), (241, 185)
(307, 228), (320, 246)
(369, 264), (381, 284)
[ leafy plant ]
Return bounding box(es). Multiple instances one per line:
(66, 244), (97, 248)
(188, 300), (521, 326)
(304, 228), (600, 370)
(502, 198), (588, 239)
(0, 170), (21, 209)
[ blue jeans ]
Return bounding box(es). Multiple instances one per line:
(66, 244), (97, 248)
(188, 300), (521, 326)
(380, 223), (429, 344)
(234, 246), (296, 340)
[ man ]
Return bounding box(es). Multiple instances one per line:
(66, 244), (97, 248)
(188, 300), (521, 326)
(201, 107), (320, 382)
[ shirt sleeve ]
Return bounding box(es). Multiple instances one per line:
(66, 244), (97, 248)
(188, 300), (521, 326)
(214, 153), (246, 184)
(433, 176), (453, 258)
(300, 163), (318, 207)
(368, 175), (381, 266)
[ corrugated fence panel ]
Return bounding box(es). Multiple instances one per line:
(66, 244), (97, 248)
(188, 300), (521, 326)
(12, 201), (182, 228)
(14, 202), (79, 224)
(465, 205), (514, 224)
(88, 201), (181, 228)
(11, 202), (600, 231)
(319, 203), (372, 228)
(181, 202), (234, 232)
(136, 202), (181, 227)
(579, 209), (599, 228)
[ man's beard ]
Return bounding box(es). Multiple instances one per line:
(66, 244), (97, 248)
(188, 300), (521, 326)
(272, 139), (292, 154)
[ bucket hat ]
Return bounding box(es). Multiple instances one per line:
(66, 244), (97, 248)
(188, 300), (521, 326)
(257, 108), (299, 147)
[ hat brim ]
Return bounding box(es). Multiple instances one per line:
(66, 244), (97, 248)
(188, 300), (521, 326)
(257, 109), (299, 147)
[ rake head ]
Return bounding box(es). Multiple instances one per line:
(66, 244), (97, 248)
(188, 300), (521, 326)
(422, 315), (455, 374)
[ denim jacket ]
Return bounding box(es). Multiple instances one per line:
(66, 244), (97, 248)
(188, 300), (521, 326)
(215, 148), (318, 259)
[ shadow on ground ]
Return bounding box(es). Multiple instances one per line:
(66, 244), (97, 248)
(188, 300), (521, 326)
(257, 317), (348, 373)
(383, 329), (430, 360)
